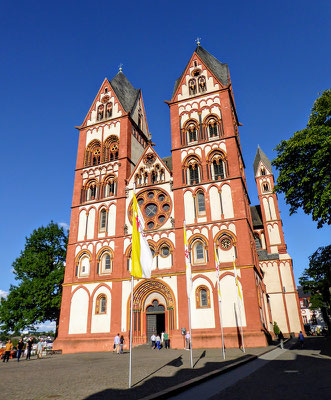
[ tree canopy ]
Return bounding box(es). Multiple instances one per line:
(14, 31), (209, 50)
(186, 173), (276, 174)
(0, 222), (67, 336)
(299, 245), (331, 332)
(272, 89), (331, 228)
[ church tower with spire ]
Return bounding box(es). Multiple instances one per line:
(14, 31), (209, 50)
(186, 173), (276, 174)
(252, 147), (303, 335)
(55, 46), (303, 354)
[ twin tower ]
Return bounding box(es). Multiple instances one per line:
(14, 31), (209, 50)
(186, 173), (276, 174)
(55, 46), (303, 353)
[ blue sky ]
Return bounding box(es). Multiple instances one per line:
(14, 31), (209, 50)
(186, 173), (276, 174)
(0, 0), (330, 299)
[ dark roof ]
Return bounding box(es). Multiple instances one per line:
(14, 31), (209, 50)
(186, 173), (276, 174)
(297, 286), (311, 298)
(162, 156), (172, 171)
(172, 46), (229, 98)
(250, 205), (263, 228)
(110, 72), (140, 113)
(253, 146), (272, 176)
(257, 250), (279, 261)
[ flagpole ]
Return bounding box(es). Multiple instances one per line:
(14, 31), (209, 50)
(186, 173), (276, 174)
(187, 296), (193, 368)
(217, 283), (226, 359)
(129, 275), (134, 388)
(233, 255), (245, 353)
(214, 244), (225, 359)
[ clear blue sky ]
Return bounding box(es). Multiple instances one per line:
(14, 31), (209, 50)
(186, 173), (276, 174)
(1, 0), (330, 299)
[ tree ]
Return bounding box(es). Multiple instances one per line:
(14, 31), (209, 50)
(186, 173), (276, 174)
(0, 222), (67, 337)
(272, 89), (331, 228)
(299, 245), (331, 333)
(273, 321), (280, 336)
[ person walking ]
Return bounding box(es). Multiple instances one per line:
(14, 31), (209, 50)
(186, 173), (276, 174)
(120, 335), (125, 354)
(26, 338), (33, 360)
(114, 333), (120, 354)
(164, 331), (169, 349)
(156, 334), (161, 350)
(185, 332), (190, 350)
(17, 338), (25, 362)
(36, 339), (44, 359)
(3, 340), (13, 363)
(299, 331), (304, 349)
(151, 333), (156, 349)
(278, 331), (284, 349)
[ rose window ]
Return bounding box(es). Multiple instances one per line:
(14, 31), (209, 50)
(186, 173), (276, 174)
(129, 189), (172, 230)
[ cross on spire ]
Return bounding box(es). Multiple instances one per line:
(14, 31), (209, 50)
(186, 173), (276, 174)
(119, 63), (123, 72)
(196, 37), (201, 46)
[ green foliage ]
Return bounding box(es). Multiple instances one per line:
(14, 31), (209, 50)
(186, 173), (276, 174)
(273, 321), (280, 335)
(0, 222), (68, 336)
(299, 245), (331, 331)
(272, 89), (331, 228)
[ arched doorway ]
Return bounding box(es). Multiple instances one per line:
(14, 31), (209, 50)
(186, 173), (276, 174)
(146, 300), (165, 340)
(128, 279), (176, 344)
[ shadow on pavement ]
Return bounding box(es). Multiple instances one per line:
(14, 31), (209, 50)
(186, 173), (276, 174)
(84, 353), (253, 400)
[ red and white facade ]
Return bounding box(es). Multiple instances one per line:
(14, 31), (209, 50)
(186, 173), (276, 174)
(55, 46), (303, 353)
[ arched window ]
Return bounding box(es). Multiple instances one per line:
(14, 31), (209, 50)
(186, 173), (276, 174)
(101, 175), (116, 198)
(184, 157), (201, 185)
(159, 244), (170, 257)
(260, 168), (266, 176)
(195, 191), (206, 216)
(262, 183), (269, 192)
(103, 136), (119, 163)
(206, 116), (223, 138)
(189, 79), (197, 95)
(95, 294), (107, 314)
(195, 286), (210, 308)
(208, 152), (227, 181)
(191, 238), (207, 265)
(185, 121), (198, 143)
(81, 180), (98, 202)
(99, 208), (107, 232)
(106, 102), (113, 118)
(98, 250), (112, 274)
(85, 140), (102, 167)
(198, 76), (206, 93)
(97, 105), (104, 121)
(76, 253), (90, 277)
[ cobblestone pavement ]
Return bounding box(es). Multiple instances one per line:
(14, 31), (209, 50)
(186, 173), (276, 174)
(0, 344), (275, 400)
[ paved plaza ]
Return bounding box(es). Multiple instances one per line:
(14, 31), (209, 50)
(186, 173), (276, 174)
(1, 337), (329, 400)
(0, 343), (274, 400)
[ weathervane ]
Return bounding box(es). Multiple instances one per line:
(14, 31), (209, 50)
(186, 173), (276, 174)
(119, 63), (123, 72)
(196, 37), (201, 46)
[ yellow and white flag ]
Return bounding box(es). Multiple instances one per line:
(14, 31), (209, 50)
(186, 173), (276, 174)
(183, 221), (192, 298)
(131, 192), (153, 279)
(214, 245), (221, 299)
(233, 257), (242, 301)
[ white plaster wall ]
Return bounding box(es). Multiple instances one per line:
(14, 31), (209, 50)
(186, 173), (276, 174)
(78, 210), (87, 241)
(184, 191), (195, 224)
(158, 255), (172, 269)
(269, 198), (277, 220)
(279, 261), (295, 292)
(108, 203), (116, 236)
(121, 280), (132, 332)
(285, 294), (302, 332)
(219, 274), (246, 327)
(162, 276), (179, 329)
(68, 288), (89, 334)
(260, 262), (281, 293)
(209, 186), (222, 221)
(190, 277), (215, 329)
(222, 184), (234, 219)
(268, 293), (288, 333)
(91, 286), (111, 333)
(263, 198), (271, 221)
(86, 209), (95, 240)
(268, 224), (281, 245)
(86, 126), (102, 145)
(103, 123), (120, 139)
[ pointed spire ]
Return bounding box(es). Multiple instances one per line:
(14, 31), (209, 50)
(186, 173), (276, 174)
(118, 63), (123, 72)
(253, 146), (272, 176)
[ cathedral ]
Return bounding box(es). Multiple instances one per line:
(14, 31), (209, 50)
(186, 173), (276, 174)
(54, 45), (303, 353)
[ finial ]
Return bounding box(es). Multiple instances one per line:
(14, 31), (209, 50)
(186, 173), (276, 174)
(196, 37), (201, 46)
(119, 63), (123, 72)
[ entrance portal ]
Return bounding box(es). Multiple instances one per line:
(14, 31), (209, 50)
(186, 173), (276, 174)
(146, 300), (165, 343)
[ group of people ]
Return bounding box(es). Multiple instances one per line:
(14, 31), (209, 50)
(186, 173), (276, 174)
(2, 337), (44, 363)
(113, 334), (125, 354)
(150, 331), (169, 349)
(277, 330), (305, 349)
